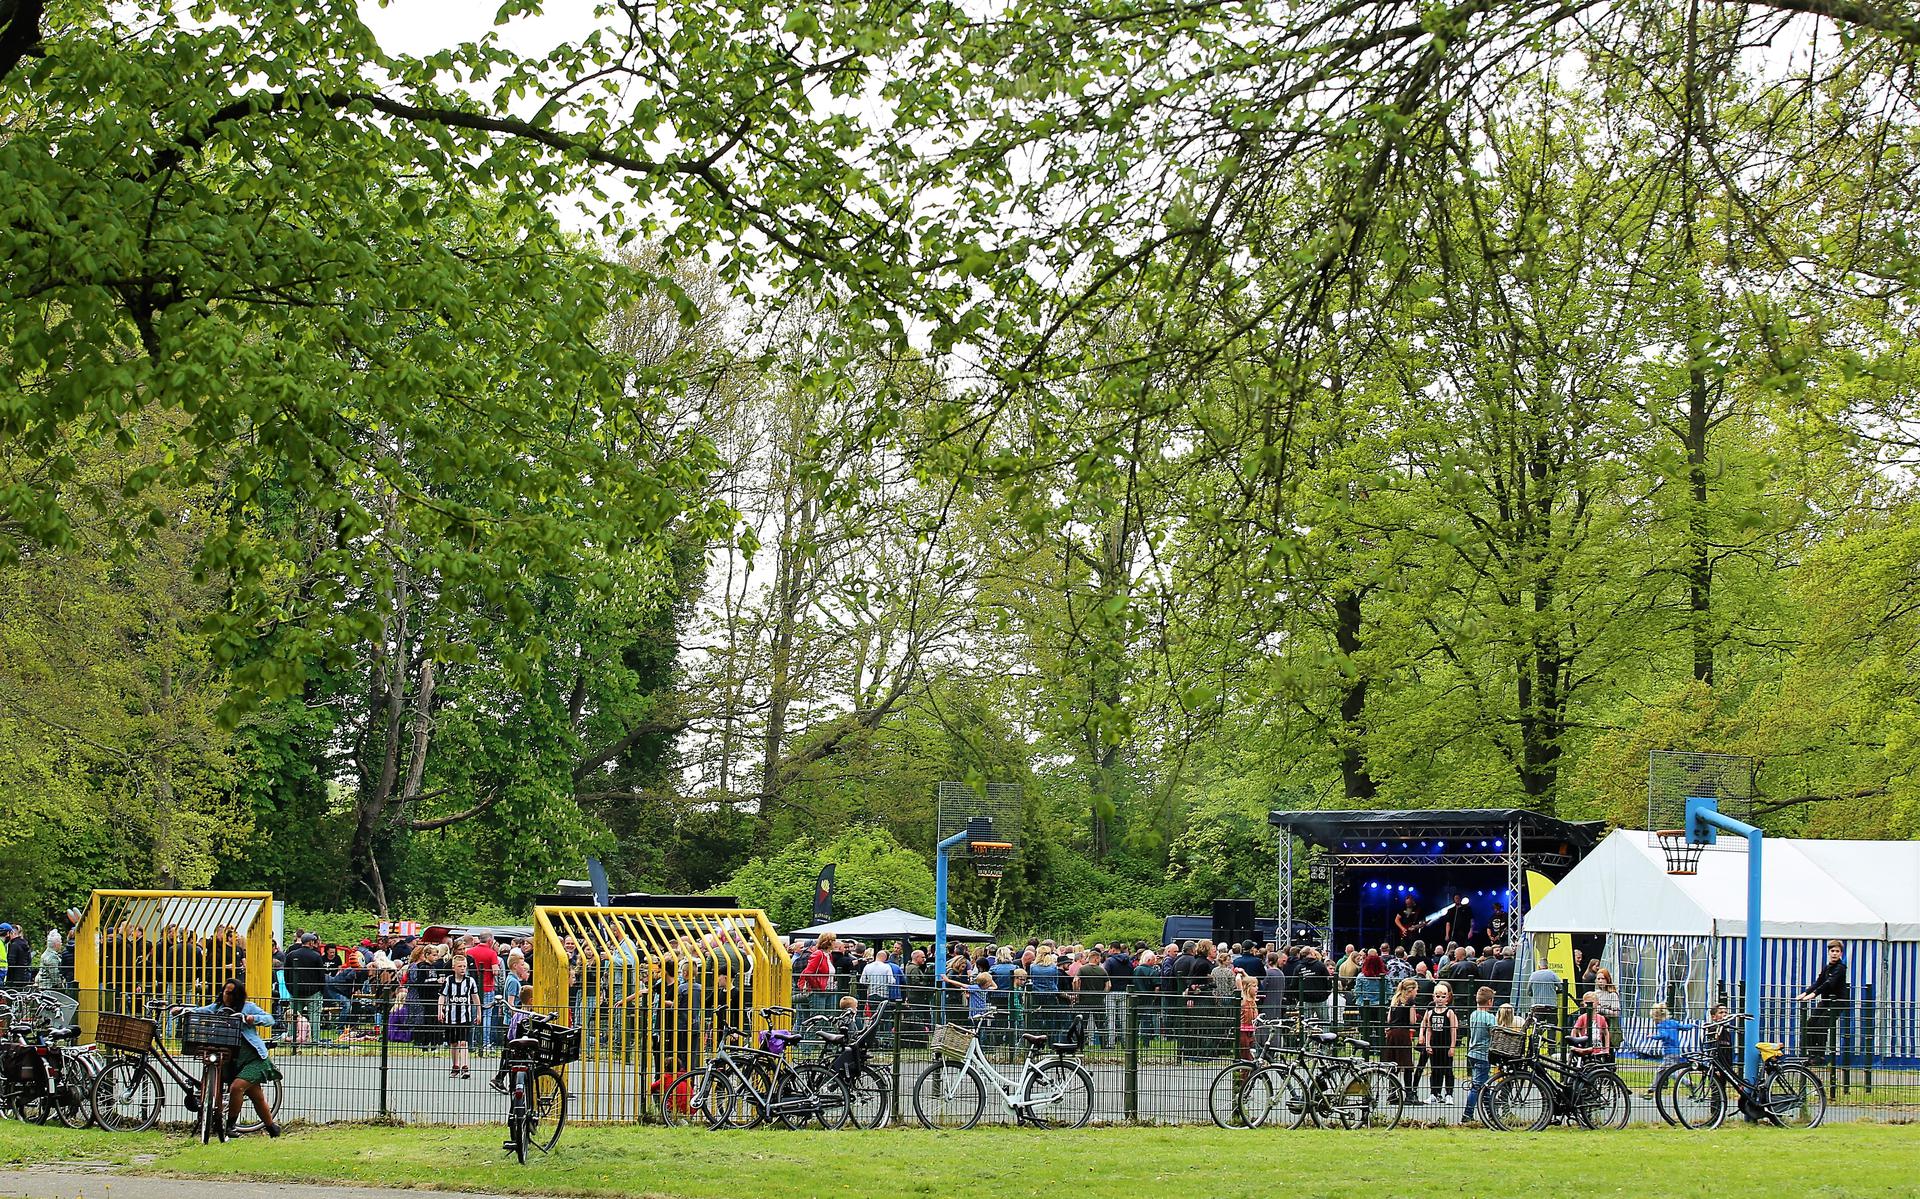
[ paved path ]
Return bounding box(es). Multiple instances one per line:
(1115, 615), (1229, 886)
(0, 1169), (505, 1199)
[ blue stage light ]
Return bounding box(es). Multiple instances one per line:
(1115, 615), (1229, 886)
(1494, 839), (1504, 849)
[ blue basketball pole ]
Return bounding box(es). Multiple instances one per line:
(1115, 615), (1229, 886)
(1685, 796), (1764, 1084)
(933, 827), (971, 1022)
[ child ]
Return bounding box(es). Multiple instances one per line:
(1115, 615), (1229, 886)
(1495, 1003), (1519, 1030)
(943, 969), (995, 1021)
(1419, 983), (1459, 1104)
(1704, 1002), (1736, 1075)
(1572, 991), (1612, 1060)
(1646, 1002), (1698, 1097)
(1237, 973), (1260, 1056)
(1461, 986), (1497, 1124)
(438, 951), (480, 1080)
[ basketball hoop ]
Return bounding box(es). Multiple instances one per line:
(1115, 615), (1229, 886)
(1656, 830), (1704, 876)
(970, 841), (1014, 879)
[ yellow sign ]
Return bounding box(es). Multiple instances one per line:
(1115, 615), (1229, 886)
(1526, 871), (1577, 1017)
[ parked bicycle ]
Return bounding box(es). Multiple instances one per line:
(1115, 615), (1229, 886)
(90, 1001), (280, 1142)
(1236, 1020), (1405, 1130)
(499, 1011), (577, 1164)
(1207, 1016), (1293, 1129)
(911, 1013), (1093, 1130)
(0, 1004), (99, 1127)
(1655, 1014), (1826, 1130)
(1480, 1020), (1629, 1131)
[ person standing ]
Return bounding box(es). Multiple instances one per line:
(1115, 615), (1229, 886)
(1419, 982), (1460, 1105)
(2, 924), (31, 986)
(1444, 894), (1474, 947)
(1075, 950), (1109, 1049)
(283, 932), (327, 1045)
(1394, 898), (1423, 948)
(1798, 940), (1849, 1064)
(1384, 977), (1420, 1098)
(1460, 986), (1497, 1124)
(439, 951), (481, 1080)
(466, 935), (500, 1051)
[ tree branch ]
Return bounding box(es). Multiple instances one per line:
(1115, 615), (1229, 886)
(406, 789), (501, 831)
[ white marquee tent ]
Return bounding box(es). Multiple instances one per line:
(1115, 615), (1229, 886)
(1524, 830), (1920, 1062)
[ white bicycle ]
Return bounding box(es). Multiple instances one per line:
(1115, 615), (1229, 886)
(911, 1013), (1095, 1129)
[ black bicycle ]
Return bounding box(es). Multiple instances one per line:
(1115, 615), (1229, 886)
(1481, 1022), (1629, 1131)
(1655, 1014), (1825, 1130)
(499, 1012), (576, 1164)
(0, 1006), (99, 1127)
(90, 1002), (280, 1142)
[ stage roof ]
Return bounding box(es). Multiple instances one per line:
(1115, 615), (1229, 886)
(1268, 808), (1604, 852)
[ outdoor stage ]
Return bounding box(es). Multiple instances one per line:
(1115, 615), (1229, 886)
(1269, 808), (1603, 952)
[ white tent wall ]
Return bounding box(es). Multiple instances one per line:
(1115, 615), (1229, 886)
(1524, 829), (1920, 1066)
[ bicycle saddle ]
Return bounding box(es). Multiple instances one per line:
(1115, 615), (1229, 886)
(1311, 1031), (1341, 1044)
(819, 1030), (848, 1045)
(48, 1026), (81, 1042)
(1022, 1031), (1050, 1048)
(1345, 1037), (1371, 1051)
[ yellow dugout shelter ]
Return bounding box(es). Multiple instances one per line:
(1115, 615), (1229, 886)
(531, 904), (791, 1121)
(73, 890), (274, 1038)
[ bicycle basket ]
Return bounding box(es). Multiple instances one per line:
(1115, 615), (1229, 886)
(933, 1023), (976, 1061)
(96, 1013), (157, 1053)
(1488, 1026), (1527, 1061)
(179, 1011), (248, 1054)
(530, 1022), (582, 1066)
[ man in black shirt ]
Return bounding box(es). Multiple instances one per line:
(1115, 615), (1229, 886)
(1444, 894), (1473, 946)
(283, 932), (327, 1045)
(1797, 940), (1848, 1064)
(2, 924), (30, 985)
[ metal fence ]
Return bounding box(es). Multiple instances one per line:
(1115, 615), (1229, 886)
(30, 981), (1920, 1128)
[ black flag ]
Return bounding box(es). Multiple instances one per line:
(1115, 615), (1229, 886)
(813, 864), (836, 924)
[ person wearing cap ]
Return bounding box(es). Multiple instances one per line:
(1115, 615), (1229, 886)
(283, 931), (327, 1046)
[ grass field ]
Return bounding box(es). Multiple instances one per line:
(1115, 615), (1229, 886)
(2, 1120), (1918, 1197)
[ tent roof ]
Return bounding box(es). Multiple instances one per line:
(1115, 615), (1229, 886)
(789, 907), (992, 943)
(1524, 829), (1920, 939)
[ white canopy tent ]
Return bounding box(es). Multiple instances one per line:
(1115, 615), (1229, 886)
(1522, 829), (1920, 1062)
(790, 907), (991, 943)
(1524, 830), (1911, 940)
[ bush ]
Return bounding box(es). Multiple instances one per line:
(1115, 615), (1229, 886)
(1083, 907), (1163, 948)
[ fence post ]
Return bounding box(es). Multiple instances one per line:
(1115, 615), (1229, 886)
(377, 996), (391, 1120)
(891, 994), (905, 1117)
(1124, 991), (1139, 1122)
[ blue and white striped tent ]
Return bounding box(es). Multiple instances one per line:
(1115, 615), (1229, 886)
(1523, 830), (1920, 1065)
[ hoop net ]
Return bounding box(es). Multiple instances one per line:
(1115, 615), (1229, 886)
(970, 841), (1013, 879)
(1655, 830), (1704, 876)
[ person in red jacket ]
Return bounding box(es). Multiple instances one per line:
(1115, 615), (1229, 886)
(464, 935), (500, 1050)
(796, 932), (839, 1031)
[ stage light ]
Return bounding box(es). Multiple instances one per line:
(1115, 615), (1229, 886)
(1494, 839), (1504, 849)
(1436, 841), (1445, 850)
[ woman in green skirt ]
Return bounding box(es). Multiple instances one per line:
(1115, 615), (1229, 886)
(188, 977), (284, 1137)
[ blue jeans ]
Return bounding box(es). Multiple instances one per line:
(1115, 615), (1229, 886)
(1463, 1055), (1491, 1120)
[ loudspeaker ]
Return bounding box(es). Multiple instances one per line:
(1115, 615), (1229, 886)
(1212, 898), (1257, 947)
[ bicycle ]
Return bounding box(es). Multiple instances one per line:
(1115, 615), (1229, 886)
(1242, 1022), (1405, 1130)
(1206, 1016), (1292, 1129)
(499, 1012), (577, 1164)
(90, 1002), (280, 1141)
(1655, 1014), (1825, 1130)
(1480, 1022), (1630, 1131)
(696, 1006), (853, 1130)
(811, 1000), (894, 1128)
(911, 1013), (1094, 1130)
(1, 1011), (99, 1127)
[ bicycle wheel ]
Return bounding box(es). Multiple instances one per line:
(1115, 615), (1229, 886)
(911, 1059), (984, 1130)
(1337, 1065), (1405, 1130)
(512, 1099), (529, 1165)
(847, 1064), (891, 1129)
(91, 1059), (163, 1132)
(1651, 1060), (1688, 1126)
(703, 1067), (763, 1130)
(1761, 1064), (1825, 1129)
(1667, 1063), (1726, 1130)
(655, 1070), (696, 1128)
(1486, 1071), (1551, 1131)
(1020, 1059), (1093, 1129)
(1265, 1066), (1314, 1129)
(1208, 1062), (1262, 1129)
(233, 1072), (282, 1135)
(525, 1067), (567, 1151)
(1572, 1069), (1631, 1130)
(198, 1059), (226, 1144)
(790, 1063), (852, 1129)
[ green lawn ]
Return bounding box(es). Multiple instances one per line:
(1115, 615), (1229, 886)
(1, 1120), (1915, 1196)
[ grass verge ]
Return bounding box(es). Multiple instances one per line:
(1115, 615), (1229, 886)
(1, 1120), (1915, 1196)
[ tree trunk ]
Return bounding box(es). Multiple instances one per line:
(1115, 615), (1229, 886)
(1332, 588), (1377, 801)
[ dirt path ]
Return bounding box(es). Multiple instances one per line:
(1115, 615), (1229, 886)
(0, 1169), (508, 1199)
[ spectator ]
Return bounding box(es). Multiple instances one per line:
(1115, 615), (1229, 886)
(796, 933), (838, 1027)
(1798, 939), (1848, 1064)
(1590, 967), (1621, 1053)
(1256, 952), (1285, 1026)
(1133, 950), (1163, 1042)
(1075, 950), (1109, 1049)
(1648, 1003), (1697, 1073)
(324, 948), (368, 1018)
(1028, 951), (1063, 1034)
(1230, 942), (1265, 977)
(1357, 949), (1387, 1007)
(467, 935), (500, 1050)
(1413, 958), (1436, 1003)
(1384, 977), (1420, 1098)
(903, 948), (933, 1044)
(860, 949), (896, 1008)
(283, 931), (327, 1044)
(36, 930), (76, 1026)
(1461, 985), (1497, 1124)
(1527, 952), (1563, 1013)
(1571, 992), (1612, 1061)
(1419, 982), (1459, 1105)
(1294, 948), (1333, 1026)
(1490, 945), (1515, 984)
(2, 924), (30, 986)
(439, 950), (481, 1080)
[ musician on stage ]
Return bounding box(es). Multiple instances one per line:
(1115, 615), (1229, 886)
(1393, 897), (1423, 947)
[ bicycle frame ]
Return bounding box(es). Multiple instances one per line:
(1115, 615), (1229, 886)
(941, 1034), (1051, 1111)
